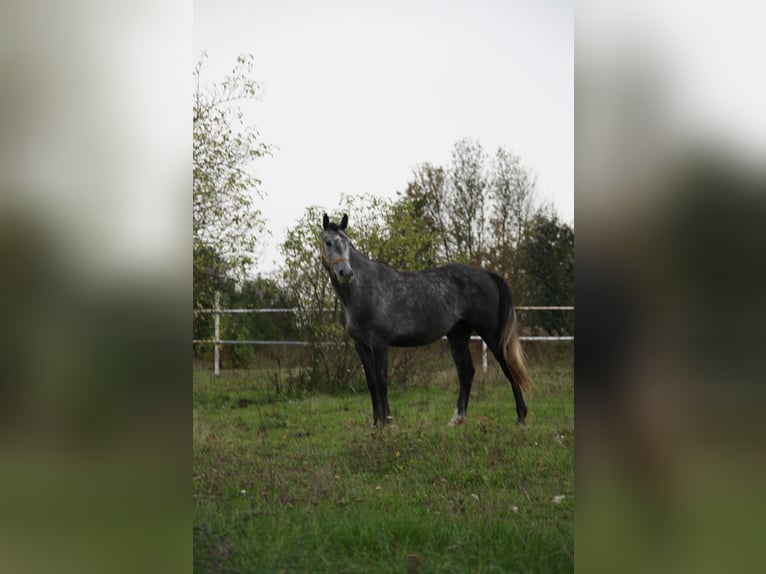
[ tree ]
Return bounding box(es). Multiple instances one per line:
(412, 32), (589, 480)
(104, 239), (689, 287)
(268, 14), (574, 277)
(343, 193), (440, 272)
(384, 193), (441, 269)
(447, 138), (489, 265)
(487, 147), (538, 282)
(517, 211), (574, 334)
(402, 140), (491, 266)
(193, 52), (271, 307)
(401, 139), (542, 282)
(403, 163), (452, 261)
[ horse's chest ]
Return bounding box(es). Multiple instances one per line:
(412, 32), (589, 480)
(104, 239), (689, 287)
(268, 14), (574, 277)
(343, 305), (385, 344)
(344, 313), (366, 342)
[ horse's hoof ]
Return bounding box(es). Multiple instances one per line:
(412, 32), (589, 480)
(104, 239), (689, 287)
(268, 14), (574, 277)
(447, 410), (466, 427)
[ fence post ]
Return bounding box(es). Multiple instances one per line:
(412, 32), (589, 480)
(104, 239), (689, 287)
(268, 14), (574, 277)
(214, 291), (220, 376)
(482, 341), (487, 373)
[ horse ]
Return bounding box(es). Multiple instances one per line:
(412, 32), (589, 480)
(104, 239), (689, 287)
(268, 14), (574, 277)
(320, 212), (531, 427)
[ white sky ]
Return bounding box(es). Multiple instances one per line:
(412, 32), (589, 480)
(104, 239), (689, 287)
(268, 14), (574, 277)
(194, 0), (573, 274)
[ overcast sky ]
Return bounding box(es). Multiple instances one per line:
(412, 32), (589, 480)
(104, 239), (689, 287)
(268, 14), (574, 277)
(194, 0), (573, 274)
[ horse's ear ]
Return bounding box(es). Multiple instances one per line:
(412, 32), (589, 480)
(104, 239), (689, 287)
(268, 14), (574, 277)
(340, 213), (348, 230)
(323, 213), (329, 230)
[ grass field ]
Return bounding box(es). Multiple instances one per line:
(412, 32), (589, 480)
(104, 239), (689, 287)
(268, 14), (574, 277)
(193, 345), (573, 573)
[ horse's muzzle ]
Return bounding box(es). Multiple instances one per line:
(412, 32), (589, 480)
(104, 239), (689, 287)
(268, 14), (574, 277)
(335, 264), (354, 284)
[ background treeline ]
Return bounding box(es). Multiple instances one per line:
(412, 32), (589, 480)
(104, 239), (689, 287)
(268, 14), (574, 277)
(194, 139), (573, 387)
(193, 57), (572, 388)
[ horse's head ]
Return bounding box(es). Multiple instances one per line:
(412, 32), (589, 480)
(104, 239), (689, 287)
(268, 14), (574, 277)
(321, 213), (355, 284)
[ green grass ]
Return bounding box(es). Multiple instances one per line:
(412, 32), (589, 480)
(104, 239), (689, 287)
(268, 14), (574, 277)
(193, 348), (573, 573)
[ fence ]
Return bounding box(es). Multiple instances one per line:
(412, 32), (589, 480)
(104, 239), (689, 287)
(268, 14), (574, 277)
(193, 293), (573, 375)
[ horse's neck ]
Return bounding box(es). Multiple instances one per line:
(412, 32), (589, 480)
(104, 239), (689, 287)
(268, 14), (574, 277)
(349, 245), (369, 266)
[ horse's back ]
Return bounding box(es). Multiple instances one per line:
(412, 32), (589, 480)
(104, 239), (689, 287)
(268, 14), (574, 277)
(409, 263), (500, 324)
(348, 260), (501, 346)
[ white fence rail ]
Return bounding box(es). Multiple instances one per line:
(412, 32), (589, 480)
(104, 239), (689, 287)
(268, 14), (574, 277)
(193, 301), (573, 375)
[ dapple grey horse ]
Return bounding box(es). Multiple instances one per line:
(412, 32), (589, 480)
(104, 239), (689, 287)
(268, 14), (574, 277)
(321, 213), (531, 427)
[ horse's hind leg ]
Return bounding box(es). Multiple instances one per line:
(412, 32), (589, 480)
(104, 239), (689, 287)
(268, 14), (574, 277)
(486, 343), (528, 424)
(498, 358), (528, 424)
(478, 327), (528, 425)
(447, 322), (475, 426)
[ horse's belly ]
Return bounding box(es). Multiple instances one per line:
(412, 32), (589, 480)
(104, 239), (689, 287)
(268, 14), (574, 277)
(345, 303), (454, 347)
(389, 332), (443, 347)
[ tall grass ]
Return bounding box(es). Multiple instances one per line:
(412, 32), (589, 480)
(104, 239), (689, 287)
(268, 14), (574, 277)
(193, 344), (573, 573)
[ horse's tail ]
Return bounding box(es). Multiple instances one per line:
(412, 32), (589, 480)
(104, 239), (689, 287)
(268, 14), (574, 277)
(489, 273), (532, 395)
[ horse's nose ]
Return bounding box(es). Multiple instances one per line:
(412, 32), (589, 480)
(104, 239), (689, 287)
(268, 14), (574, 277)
(338, 266), (354, 282)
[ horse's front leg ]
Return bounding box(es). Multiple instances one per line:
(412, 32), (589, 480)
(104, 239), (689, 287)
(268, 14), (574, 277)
(353, 341), (380, 426)
(371, 345), (392, 425)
